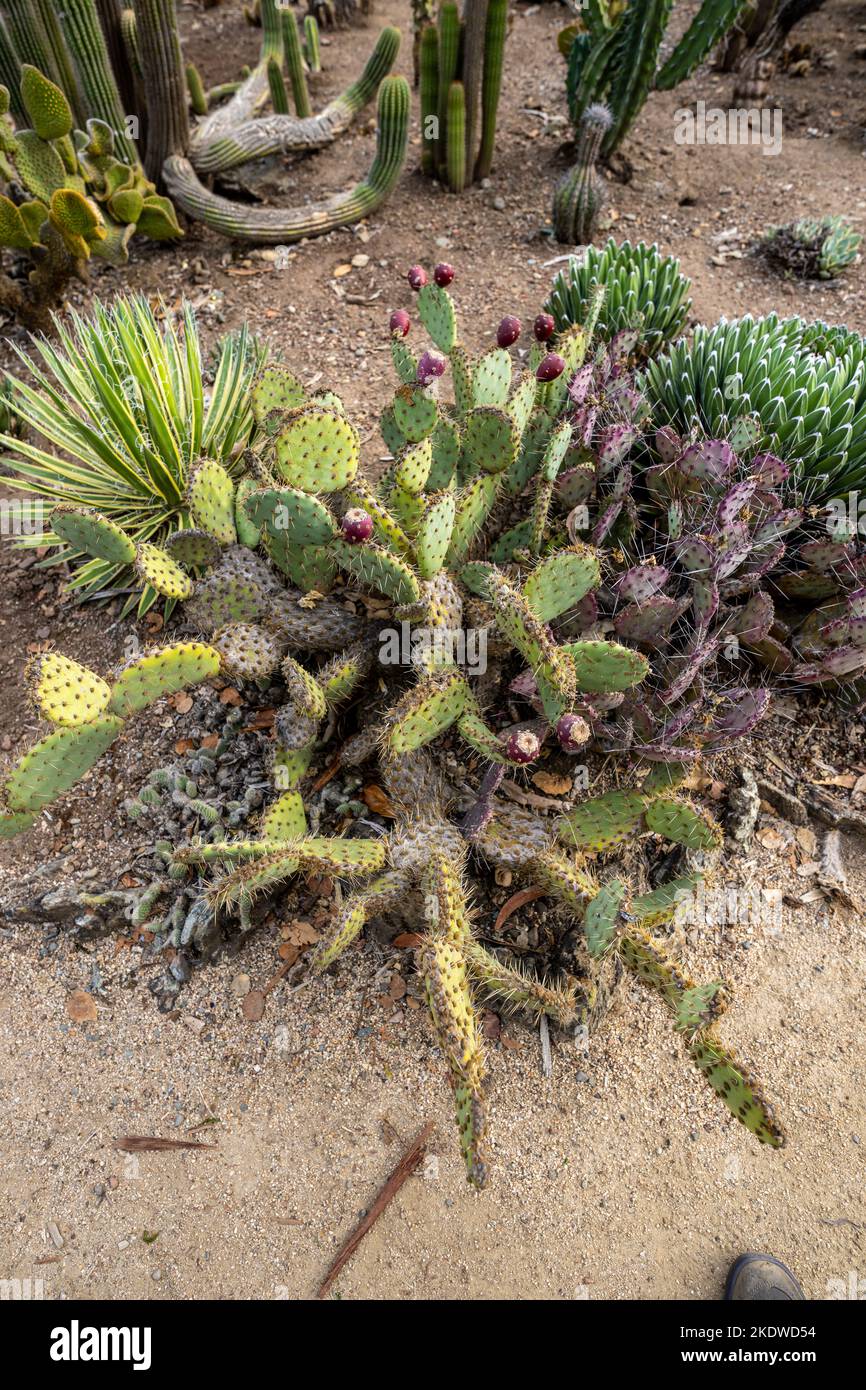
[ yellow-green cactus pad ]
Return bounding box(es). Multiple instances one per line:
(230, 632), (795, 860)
(27, 652), (111, 728)
(20, 65), (73, 140)
(689, 1037), (785, 1147)
(187, 459), (237, 544)
(48, 188), (105, 249)
(0, 195), (38, 249)
(163, 528), (223, 570)
(445, 474), (499, 567)
(393, 385), (438, 443)
(0, 809), (37, 838)
(331, 539), (421, 607)
(450, 344), (474, 415)
(389, 670), (469, 753)
(461, 407), (519, 475)
(51, 507), (137, 567)
(557, 790), (648, 853)
(472, 347), (512, 407)
(251, 364), (307, 426)
(523, 545), (600, 623)
(134, 543), (194, 600)
(429, 417), (461, 489)
(644, 798), (723, 852)
(417, 283), (457, 352)
(565, 640), (649, 693)
(11, 130), (66, 203)
(18, 199), (49, 243)
(507, 371), (537, 438)
(259, 790), (307, 841)
(136, 194), (182, 241)
(344, 480), (412, 557)
(108, 188), (144, 224)
(632, 874), (699, 929)
(282, 656), (327, 721)
(394, 437), (433, 495)
(4, 717), (124, 813)
(108, 642), (220, 716)
(295, 837), (388, 875)
(584, 879), (628, 956)
(245, 487), (337, 546)
(274, 406), (360, 492)
(415, 491), (456, 580)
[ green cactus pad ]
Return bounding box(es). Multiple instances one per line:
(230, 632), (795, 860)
(640, 763), (690, 795)
(265, 533), (337, 593)
(461, 407), (519, 475)
(20, 66), (73, 141)
(415, 492), (457, 579)
(380, 404), (406, 456)
(565, 640), (649, 693)
(234, 479), (262, 549)
(49, 188), (105, 254)
(674, 981), (729, 1035)
(330, 540), (421, 607)
(282, 656), (327, 721)
(393, 385), (438, 443)
(584, 879), (627, 957)
(0, 195), (38, 250)
(11, 130), (66, 204)
(134, 543), (194, 601)
(417, 283), (457, 353)
(345, 481), (412, 557)
(390, 336), (418, 386)
(429, 417), (461, 489)
(689, 1037), (785, 1147)
(295, 837), (388, 876)
(274, 407), (360, 492)
(187, 459), (237, 544)
(644, 798), (722, 851)
(488, 520), (534, 563)
(245, 487), (337, 546)
(28, 652), (111, 728)
(445, 474), (499, 567)
(0, 810), (37, 838)
(213, 623), (282, 683)
(4, 717), (124, 813)
(457, 707), (524, 766)
(389, 670), (469, 752)
(540, 417), (574, 482)
(319, 644), (372, 708)
(51, 508), (137, 567)
(260, 790), (307, 841)
(523, 546), (600, 623)
(136, 195), (182, 241)
(558, 790), (647, 853)
(450, 344), (474, 415)
(387, 483), (424, 536)
(507, 372), (537, 438)
(108, 188), (144, 224)
(632, 874), (699, 928)
(472, 347), (512, 407)
(394, 437), (433, 495)
(108, 642), (220, 716)
(163, 529), (223, 571)
(271, 744), (314, 791)
(251, 364), (307, 426)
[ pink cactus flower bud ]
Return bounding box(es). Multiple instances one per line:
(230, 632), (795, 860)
(341, 508), (373, 544)
(416, 350), (446, 387)
(497, 315), (521, 348)
(536, 352), (565, 382)
(407, 265), (427, 291)
(433, 263), (454, 287)
(533, 313), (555, 342)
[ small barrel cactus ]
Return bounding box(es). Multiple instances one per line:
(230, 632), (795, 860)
(553, 102), (611, 246)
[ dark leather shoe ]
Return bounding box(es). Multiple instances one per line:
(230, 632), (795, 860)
(725, 1253), (805, 1300)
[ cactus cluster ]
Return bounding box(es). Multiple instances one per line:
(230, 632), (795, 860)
(760, 215), (862, 282)
(0, 63), (180, 326)
(419, 0), (508, 192)
(562, 0), (749, 159)
(0, 267), (799, 1185)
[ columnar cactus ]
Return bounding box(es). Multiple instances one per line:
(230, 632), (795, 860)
(418, 0), (508, 193)
(553, 101), (611, 247)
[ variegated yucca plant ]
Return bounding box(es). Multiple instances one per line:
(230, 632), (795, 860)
(0, 271), (794, 1184)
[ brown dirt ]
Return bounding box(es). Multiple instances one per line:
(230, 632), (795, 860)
(1, 0), (865, 1301)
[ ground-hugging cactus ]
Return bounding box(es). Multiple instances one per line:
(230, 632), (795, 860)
(553, 102), (610, 247)
(643, 314), (866, 500)
(544, 239), (692, 359)
(0, 64), (180, 326)
(418, 0), (508, 193)
(0, 295), (263, 611)
(563, 0), (750, 159)
(0, 270), (795, 1184)
(760, 215), (862, 282)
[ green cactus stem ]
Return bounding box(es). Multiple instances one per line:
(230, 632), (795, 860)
(134, 0), (190, 176)
(419, 22), (438, 176)
(474, 0), (506, 181)
(304, 15), (321, 74)
(553, 102), (611, 246)
(58, 0), (139, 164)
(163, 75), (410, 243)
(282, 10), (312, 119)
(266, 56), (290, 115)
(445, 80), (466, 194)
(186, 62), (208, 116)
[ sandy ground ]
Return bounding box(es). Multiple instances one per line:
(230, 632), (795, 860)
(1, 0), (865, 1300)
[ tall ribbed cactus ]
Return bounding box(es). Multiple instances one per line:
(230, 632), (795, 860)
(553, 101), (610, 245)
(419, 0), (508, 193)
(564, 0), (749, 157)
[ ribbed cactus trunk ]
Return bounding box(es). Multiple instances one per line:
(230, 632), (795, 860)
(553, 103), (610, 246)
(282, 9), (312, 119)
(58, 0), (139, 164)
(474, 0), (507, 181)
(134, 0), (190, 179)
(461, 0), (487, 174)
(419, 23), (438, 175)
(0, 14), (24, 122)
(446, 80), (466, 194)
(95, 0), (138, 121)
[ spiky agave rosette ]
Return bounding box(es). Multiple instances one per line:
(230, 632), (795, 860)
(0, 271), (791, 1183)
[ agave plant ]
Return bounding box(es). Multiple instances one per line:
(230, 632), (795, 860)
(760, 215), (862, 282)
(545, 240), (692, 359)
(0, 269), (793, 1185)
(643, 314), (866, 501)
(0, 295), (263, 612)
